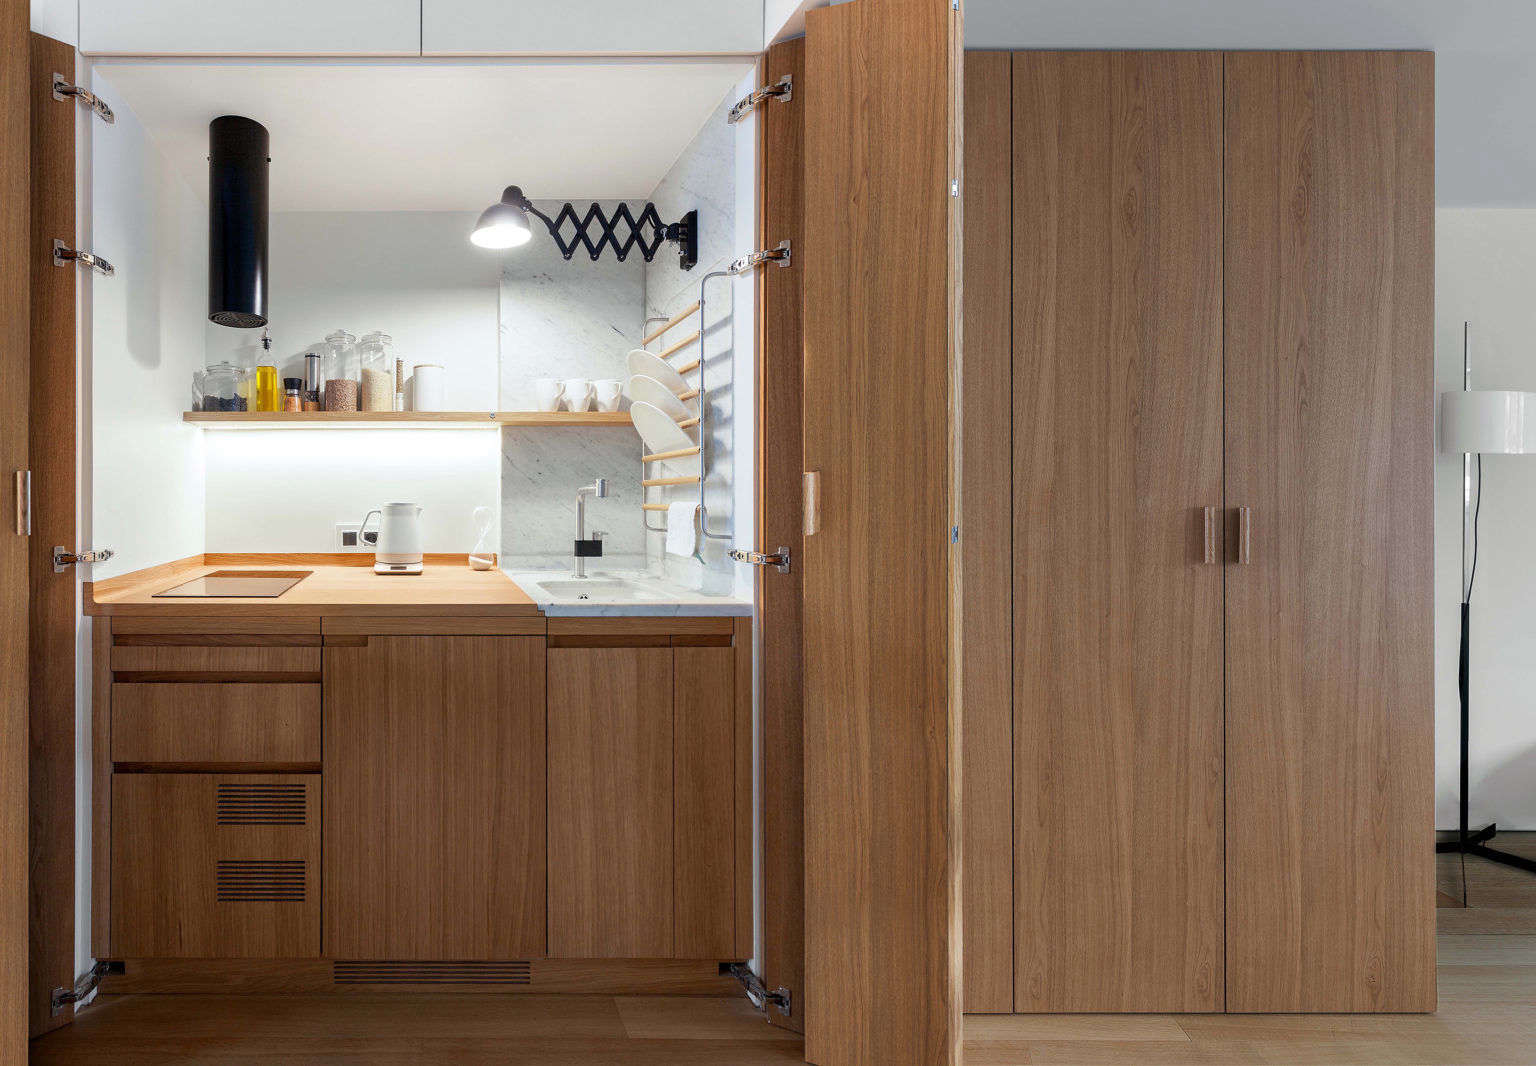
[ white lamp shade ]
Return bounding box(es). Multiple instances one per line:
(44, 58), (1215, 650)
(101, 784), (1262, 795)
(1440, 389), (1536, 454)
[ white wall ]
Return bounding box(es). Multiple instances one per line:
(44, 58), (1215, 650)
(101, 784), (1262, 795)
(89, 69), (207, 580)
(1437, 209), (1536, 829)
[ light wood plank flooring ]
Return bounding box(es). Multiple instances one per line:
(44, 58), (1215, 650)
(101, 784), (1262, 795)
(32, 837), (1536, 1065)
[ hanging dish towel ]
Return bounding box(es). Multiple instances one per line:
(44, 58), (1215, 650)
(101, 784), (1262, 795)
(665, 501), (700, 557)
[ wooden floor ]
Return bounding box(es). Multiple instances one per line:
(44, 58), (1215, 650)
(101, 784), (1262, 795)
(32, 836), (1536, 1065)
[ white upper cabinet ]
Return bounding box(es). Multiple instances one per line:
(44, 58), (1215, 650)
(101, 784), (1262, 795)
(421, 0), (762, 55)
(79, 0), (421, 56)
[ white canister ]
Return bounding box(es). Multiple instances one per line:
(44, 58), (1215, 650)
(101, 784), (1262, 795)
(412, 364), (445, 411)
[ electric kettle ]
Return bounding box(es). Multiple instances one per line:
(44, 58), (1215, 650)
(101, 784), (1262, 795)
(362, 502), (424, 575)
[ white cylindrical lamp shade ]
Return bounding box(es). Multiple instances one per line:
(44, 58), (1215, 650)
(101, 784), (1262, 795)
(1440, 390), (1536, 454)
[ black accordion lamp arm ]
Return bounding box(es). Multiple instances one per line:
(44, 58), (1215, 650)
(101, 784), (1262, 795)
(473, 184), (697, 270)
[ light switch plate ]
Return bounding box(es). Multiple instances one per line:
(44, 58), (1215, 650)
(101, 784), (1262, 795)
(335, 523), (369, 551)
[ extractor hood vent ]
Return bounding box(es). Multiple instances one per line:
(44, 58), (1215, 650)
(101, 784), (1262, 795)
(208, 115), (269, 329)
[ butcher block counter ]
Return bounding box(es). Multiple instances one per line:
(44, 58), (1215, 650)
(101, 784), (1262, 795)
(85, 554), (540, 619)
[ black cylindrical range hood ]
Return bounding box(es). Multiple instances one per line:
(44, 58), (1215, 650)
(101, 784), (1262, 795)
(207, 115), (269, 328)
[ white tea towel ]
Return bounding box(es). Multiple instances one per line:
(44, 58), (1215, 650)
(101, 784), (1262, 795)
(665, 502), (699, 557)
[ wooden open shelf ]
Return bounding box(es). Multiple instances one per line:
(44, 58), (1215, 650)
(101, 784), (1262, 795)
(184, 411), (633, 429)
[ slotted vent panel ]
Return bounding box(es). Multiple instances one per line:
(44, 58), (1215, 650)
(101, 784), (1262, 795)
(332, 961), (532, 985)
(216, 859), (306, 902)
(216, 783), (307, 826)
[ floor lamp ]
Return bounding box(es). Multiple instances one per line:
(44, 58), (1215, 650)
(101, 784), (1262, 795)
(1436, 322), (1536, 877)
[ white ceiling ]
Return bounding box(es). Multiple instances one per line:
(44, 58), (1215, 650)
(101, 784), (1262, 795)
(93, 58), (754, 211)
(965, 0), (1536, 207)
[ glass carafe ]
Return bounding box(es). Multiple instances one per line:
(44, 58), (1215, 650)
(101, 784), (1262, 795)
(357, 331), (395, 412)
(323, 329), (358, 412)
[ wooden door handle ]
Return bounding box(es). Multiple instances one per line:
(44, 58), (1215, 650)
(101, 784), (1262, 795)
(803, 471), (821, 537)
(1202, 506), (1218, 565)
(1236, 507), (1253, 565)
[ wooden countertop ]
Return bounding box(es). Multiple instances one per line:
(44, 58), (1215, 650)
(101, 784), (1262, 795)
(86, 555), (540, 618)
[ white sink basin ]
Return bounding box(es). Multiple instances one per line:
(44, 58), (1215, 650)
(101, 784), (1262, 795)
(530, 577), (671, 603)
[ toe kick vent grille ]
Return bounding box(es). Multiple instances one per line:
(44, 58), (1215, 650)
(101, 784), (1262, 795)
(216, 859), (306, 901)
(332, 961), (532, 985)
(217, 783), (307, 825)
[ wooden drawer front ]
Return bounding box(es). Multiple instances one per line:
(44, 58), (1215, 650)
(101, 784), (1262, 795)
(112, 774), (320, 958)
(111, 645), (321, 679)
(112, 683), (320, 764)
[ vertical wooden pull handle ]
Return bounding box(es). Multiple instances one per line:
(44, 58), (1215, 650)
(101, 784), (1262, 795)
(1237, 506), (1253, 565)
(803, 471), (821, 537)
(1202, 506), (1218, 565)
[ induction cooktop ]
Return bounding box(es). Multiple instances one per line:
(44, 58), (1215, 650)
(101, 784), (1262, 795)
(153, 570), (312, 598)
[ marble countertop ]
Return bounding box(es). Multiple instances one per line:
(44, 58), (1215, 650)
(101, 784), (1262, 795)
(504, 568), (753, 617)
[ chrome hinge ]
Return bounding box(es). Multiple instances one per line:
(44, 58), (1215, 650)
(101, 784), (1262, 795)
(726, 963), (792, 1018)
(727, 75), (793, 124)
(52, 74), (114, 124)
(728, 240), (791, 276)
(951, 178), (959, 197)
(729, 546), (791, 575)
(52, 961), (115, 1014)
(53, 240), (115, 277)
(54, 546), (115, 572)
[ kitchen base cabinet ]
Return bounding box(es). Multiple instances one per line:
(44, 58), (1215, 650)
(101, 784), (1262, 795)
(112, 774), (320, 958)
(546, 633), (741, 960)
(323, 634), (546, 960)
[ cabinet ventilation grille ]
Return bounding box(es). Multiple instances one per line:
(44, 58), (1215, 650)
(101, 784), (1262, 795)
(332, 961), (532, 985)
(215, 859), (306, 901)
(216, 783), (307, 825)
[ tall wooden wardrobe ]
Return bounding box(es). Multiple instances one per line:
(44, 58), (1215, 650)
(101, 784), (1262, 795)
(961, 50), (1435, 1014)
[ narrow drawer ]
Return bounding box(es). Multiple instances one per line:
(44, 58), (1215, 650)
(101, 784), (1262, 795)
(112, 683), (320, 765)
(111, 645), (321, 679)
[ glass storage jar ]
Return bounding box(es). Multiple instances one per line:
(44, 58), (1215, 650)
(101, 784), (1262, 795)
(323, 329), (358, 412)
(194, 360), (248, 412)
(357, 331), (395, 412)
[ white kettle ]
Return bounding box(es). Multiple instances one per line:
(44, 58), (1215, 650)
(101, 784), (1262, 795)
(362, 502), (424, 575)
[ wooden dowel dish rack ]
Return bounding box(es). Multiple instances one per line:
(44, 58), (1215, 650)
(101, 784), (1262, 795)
(641, 301), (701, 346)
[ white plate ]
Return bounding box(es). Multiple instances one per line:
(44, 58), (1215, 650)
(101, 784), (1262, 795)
(627, 374), (695, 430)
(626, 349), (691, 397)
(630, 401), (701, 477)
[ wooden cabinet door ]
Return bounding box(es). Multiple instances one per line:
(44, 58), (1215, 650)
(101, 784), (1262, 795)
(1011, 51), (1226, 1013)
(113, 774), (320, 958)
(1223, 51), (1435, 1013)
(323, 635), (545, 959)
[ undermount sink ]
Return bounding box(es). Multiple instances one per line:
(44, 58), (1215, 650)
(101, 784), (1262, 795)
(532, 577), (671, 603)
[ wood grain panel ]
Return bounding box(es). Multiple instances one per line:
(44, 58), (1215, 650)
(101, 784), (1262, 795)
(111, 683), (321, 764)
(91, 619), (111, 957)
(1223, 50), (1436, 1013)
(673, 645), (736, 959)
(731, 615), (753, 962)
(547, 647), (674, 958)
(323, 636), (545, 959)
(802, 0), (960, 1060)
(960, 47), (1014, 1016)
(27, 29), (75, 1038)
(1012, 51), (1226, 1013)
(0, 0), (28, 1054)
(112, 774), (320, 958)
(758, 34), (807, 1030)
(111, 645), (321, 674)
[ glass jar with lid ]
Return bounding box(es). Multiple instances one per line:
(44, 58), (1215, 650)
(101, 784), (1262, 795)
(356, 331), (395, 412)
(194, 360), (249, 412)
(322, 329), (358, 412)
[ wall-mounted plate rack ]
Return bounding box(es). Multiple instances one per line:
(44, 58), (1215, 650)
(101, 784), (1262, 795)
(183, 411), (633, 429)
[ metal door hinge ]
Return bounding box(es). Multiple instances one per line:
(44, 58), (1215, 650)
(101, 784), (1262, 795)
(729, 546), (791, 574)
(53, 240), (115, 277)
(54, 546), (115, 572)
(728, 240), (792, 276)
(951, 178), (959, 197)
(52, 961), (118, 1013)
(12, 471), (29, 536)
(52, 74), (114, 124)
(726, 963), (793, 1017)
(727, 75), (793, 124)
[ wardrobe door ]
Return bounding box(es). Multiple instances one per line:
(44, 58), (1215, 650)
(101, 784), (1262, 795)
(1224, 51), (1435, 1013)
(1012, 51), (1225, 1013)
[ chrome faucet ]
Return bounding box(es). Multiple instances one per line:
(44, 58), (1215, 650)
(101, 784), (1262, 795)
(573, 478), (608, 578)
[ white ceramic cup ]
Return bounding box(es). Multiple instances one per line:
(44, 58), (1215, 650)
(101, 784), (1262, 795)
(412, 364), (445, 412)
(533, 378), (564, 412)
(561, 378), (594, 412)
(593, 379), (623, 412)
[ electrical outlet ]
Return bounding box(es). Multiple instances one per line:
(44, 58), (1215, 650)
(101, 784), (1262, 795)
(335, 523), (370, 551)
